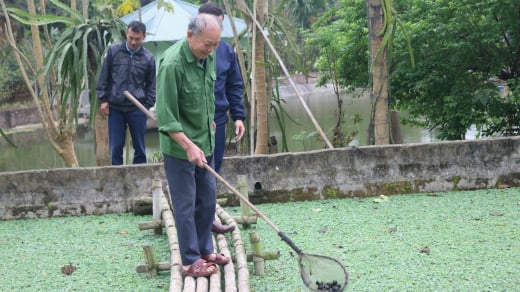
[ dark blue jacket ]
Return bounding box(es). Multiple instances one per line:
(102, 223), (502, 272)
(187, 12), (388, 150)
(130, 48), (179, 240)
(214, 41), (245, 126)
(96, 42), (156, 112)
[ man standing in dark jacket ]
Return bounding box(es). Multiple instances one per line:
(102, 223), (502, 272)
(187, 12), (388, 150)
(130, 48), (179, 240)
(96, 20), (156, 165)
(198, 3), (246, 234)
(198, 3), (245, 174)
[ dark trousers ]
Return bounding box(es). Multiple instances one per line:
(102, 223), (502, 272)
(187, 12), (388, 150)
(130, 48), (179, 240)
(214, 122), (227, 173)
(163, 153), (217, 265)
(108, 108), (147, 165)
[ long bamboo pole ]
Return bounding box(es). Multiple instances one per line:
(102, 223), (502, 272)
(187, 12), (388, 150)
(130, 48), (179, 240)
(244, 9), (334, 149)
(250, 0), (257, 155)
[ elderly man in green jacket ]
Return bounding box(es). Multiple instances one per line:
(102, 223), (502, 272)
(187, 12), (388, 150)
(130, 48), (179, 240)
(155, 13), (230, 278)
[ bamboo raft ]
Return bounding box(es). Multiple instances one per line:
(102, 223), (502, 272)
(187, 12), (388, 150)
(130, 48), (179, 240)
(136, 178), (279, 292)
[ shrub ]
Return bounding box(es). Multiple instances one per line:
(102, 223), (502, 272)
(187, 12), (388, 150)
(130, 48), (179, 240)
(0, 41), (33, 107)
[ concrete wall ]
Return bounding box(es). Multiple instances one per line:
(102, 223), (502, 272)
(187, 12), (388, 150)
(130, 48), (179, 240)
(0, 107), (41, 129)
(1, 137), (519, 220)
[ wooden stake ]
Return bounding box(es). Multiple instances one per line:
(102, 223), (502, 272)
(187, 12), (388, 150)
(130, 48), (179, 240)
(231, 251), (280, 262)
(138, 220), (162, 230)
(136, 262), (170, 273)
(250, 232), (265, 276)
(142, 245), (158, 278)
(230, 215), (258, 225)
(237, 175), (252, 228)
(152, 178), (163, 235)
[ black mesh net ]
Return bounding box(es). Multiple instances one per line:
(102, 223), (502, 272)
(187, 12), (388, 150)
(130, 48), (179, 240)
(299, 253), (348, 291)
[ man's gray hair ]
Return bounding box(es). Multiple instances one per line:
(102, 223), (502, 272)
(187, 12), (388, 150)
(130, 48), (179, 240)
(188, 13), (223, 37)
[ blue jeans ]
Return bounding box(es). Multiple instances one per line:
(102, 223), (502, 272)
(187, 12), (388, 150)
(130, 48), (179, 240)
(163, 153), (217, 265)
(108, 108), (147, 165)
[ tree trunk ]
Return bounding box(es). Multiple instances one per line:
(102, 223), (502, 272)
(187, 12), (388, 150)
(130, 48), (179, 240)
(82, 0), (88, 19)
(87, 40), (110, 166)
(28, 0), (79, 166)
(368, 0), (390, 145)
(253, 0), (269, 154)
(58, 129), (79, 166)
(95, 107), (111, 166)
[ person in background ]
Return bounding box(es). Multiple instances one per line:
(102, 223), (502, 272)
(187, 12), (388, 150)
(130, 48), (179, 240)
(198, 2), (246, 235)
(96, 20), (156, 165)
(155, 13), (230, 278)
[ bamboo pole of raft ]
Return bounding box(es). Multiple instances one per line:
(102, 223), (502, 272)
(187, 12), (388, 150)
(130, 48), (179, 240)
(183, 229), (220, 291)
(216, 205), (250, 292)
(208, 234), (222, 292)
(183, 277), (196, 292)
(184, 271), (211, 292)
(159, 191), (184, 291)
(214, 218), (235, 292)
(196, 274), (210, 292)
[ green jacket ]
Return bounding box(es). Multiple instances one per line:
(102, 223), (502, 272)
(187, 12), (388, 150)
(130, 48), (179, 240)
(156, 39), (216, 160)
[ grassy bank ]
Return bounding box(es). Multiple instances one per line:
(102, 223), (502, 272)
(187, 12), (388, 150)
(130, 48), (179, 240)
(1, 188), (519, 291)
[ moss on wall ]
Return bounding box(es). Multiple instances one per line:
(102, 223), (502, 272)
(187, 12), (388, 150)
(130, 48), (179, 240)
(324, 187), (339, 199)
(381, 181), (413, 195)
(452, 176), (461, 191)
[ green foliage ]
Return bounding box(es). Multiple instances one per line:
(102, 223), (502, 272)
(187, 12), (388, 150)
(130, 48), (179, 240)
(304, 2), (366, 148)
(330, 112), (362, 147)
(482, 88), (520, 136)
(269, 64), (304, 152)
(0, 128), (16, 148)
(371, 0), (415, 71)
(291, 130), (314, 151)
(270, 91), (292, 153)
(307, 0), (369, 89)
(261, 10), (314, 153)
(391, 0), (520, 139)
(148, 151), (164, 163)
(47, 17), (126, 125)
(307, 0), (519, 140)
(7, 0), (127, 126)
(0, 41), (32, 105)
(277, 0), (327, 29)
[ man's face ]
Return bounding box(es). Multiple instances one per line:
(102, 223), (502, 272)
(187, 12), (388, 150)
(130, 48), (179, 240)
(187, 25), (221, 61)
(126, 29), (145, 51)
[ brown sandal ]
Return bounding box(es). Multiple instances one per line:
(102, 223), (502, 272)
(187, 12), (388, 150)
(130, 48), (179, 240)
(202, 253), (230, 265)
(182, 258), (218, 277)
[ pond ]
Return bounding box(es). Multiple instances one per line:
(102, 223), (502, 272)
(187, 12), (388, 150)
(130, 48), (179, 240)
(268, 87), (436, 151)
(0, 88), (474, 172)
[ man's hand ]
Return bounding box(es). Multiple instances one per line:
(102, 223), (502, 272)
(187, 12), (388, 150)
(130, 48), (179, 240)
(186, 143), (207, 168)
(100, 102), (109, 116)
(234, 120), (245, 142)
(169, 131), (207, 168)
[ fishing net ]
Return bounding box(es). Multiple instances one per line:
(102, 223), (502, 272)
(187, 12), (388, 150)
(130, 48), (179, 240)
(203, 165), (349, 291)
(299, 253), (349, 291)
